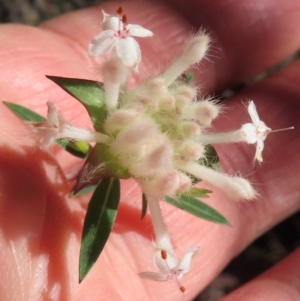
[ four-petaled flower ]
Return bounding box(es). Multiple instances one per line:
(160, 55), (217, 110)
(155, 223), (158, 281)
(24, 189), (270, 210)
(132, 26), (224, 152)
(30, 102), (109, 149)
(241, 101), (271, 164)
(89, 9), (153, 68)
(139, 247), (199, 292)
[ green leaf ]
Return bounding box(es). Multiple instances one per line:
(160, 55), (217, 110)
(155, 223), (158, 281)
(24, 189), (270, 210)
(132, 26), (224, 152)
(3, 101), (91, 158)
(164, 195), (230, 225)
(70, 184), (97, 197)
(56, 139), (91, 158)
(74, 143), (130, 194)
(181, 187), (212, 198)
(79, 178), (120, 282)
(4, 101), (47, 122)
(141, 193), (148, 219)
(47, 76), (107, 131)
(204, 145), (220, 171)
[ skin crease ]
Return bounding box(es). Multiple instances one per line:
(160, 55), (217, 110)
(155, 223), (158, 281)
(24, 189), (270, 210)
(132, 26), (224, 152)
(0, 0), (299, 300)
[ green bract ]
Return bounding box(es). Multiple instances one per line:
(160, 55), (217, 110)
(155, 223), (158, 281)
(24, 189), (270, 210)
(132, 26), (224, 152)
(47, 76), (108, 131)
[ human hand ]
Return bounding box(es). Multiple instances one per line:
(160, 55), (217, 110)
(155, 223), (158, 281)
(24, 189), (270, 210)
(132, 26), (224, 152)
(0, 1), (299, 300)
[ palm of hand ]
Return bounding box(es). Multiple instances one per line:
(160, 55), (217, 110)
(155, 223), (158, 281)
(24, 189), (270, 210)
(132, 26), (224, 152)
(0, 1), (299, 300)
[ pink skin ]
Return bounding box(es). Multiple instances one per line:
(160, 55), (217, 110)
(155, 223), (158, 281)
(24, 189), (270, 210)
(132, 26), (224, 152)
(0, 0), (300, 300)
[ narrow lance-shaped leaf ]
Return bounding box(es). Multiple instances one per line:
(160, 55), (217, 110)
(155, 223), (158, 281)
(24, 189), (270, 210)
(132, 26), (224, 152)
(4, 101), (47, 122)
(46, 76), (107, 132)
(3, 101), (91, 158)
(164, 195), (230, 225)
(79, 177), (121, 282)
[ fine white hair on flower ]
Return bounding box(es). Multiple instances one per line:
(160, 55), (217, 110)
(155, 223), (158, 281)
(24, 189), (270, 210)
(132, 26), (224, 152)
(88, 8), (153, 69)
(162, 33), (211, 86)
(29, 102), (109, 149)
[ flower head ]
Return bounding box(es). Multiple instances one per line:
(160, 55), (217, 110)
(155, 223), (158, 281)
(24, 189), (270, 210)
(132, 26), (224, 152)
(89, 7), (153, 68)
(139, 247), (199, 293)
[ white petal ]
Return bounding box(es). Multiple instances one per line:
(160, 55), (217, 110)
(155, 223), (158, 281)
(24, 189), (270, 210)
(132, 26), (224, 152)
(88, 31), (116, 56)
(101, 11), (119, 31)
(255, 139), (264, 162)
(153, 249), (178, 274)
(248, 101), (260, 127)
(177, 247), (199, 276)
(46, 102), (60, 127)
(127, 24), (153, 37)
(116, 37), (141, 67)
(257, 121), (271, 140)
(138, 271), (170, 282)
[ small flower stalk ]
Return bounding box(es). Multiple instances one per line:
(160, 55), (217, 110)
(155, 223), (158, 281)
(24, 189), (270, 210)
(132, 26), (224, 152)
(8, 6), (293, 294)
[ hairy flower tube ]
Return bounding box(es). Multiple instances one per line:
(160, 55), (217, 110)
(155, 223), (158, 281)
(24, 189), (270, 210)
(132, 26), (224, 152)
(20, 7), (293, 293)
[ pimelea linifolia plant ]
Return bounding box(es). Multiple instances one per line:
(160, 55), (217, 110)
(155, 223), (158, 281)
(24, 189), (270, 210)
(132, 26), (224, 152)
(4, 6), (294, 294)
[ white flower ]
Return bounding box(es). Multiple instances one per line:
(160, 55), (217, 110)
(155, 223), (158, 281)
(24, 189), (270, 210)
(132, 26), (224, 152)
(139, 247), (199, 293)
(241, 101), (271, 163)
(30, 102), (109, 149)
(89, 9), (153, 68)
(138, 197), (199, 292)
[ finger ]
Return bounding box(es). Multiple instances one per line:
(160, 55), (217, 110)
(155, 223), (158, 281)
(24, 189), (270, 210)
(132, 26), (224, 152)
(220, 248), (300, 301)
(0, 132), (81, 300)
(168, 0), (300, 92)
(0, 3), (299, 300)
(40, 0), (300, 92)
(1, 0), (299, 168)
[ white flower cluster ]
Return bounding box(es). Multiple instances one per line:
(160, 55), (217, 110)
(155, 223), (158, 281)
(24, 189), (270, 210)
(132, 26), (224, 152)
(30, 7), (293, 292)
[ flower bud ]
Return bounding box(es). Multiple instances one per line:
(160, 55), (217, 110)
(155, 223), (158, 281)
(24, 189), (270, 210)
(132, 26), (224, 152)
(162, 34), (210, 86)
(130, 143), (173, 177)
(174, 85), (197, 101)
(176, 141), (205, 162)
(176, 121), (201, 138)
(139, 170), (180, 198)
(182, 34), (210, 65)
(143, 78), (168, 95)
(104, 109), (139, 133)
(182, 100), (220, 127)
(109, 121), (158, 155)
